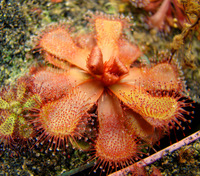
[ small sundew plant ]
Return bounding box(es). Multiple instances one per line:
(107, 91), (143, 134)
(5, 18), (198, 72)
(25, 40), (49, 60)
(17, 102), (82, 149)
(134, 0), (188, 31)
(0, 80), (41, 148)
(0, 12), (194, 174)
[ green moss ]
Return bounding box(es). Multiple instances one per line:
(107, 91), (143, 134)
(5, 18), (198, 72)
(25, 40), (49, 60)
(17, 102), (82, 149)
(146, 139), (200, 176)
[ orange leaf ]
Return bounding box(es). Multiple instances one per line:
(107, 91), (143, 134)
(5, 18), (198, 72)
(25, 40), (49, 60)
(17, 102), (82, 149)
(39, 27), (89, 70)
